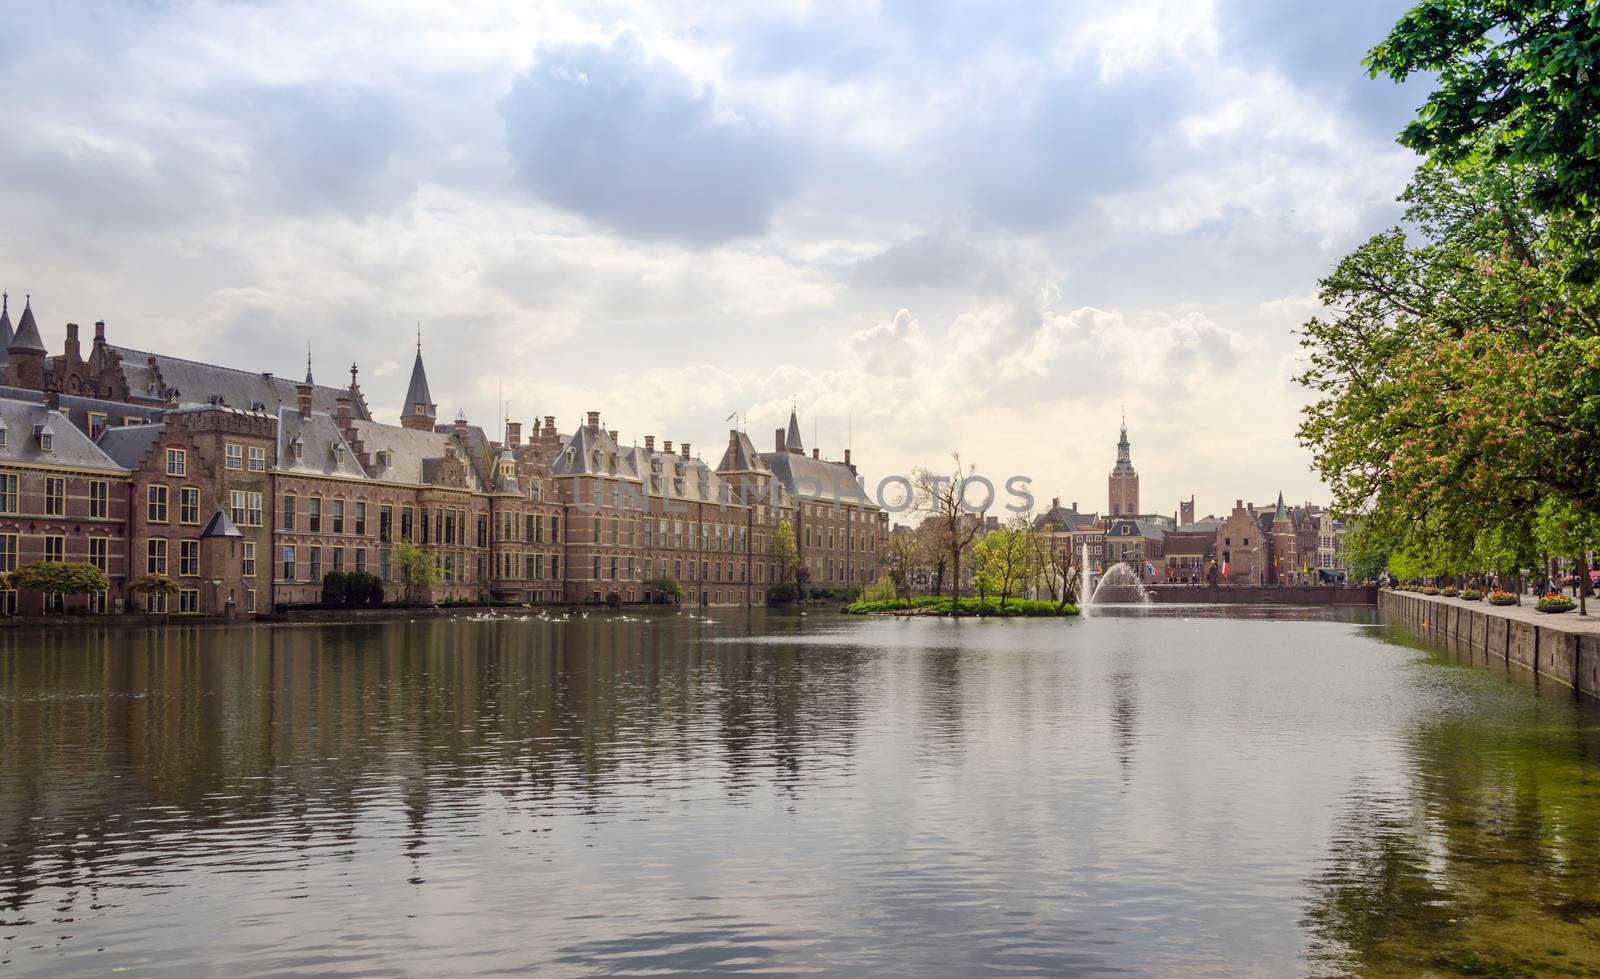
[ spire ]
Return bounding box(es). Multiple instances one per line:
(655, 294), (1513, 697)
(785, 406), (804, 454)
(1273, 491), (1289, 522)
(1111, 415), (1134, 474)
(0, 292), (12, 357)
(304, 342), (314, 385)
(9, 295), (46, 352)
(401, 328), (437, 430)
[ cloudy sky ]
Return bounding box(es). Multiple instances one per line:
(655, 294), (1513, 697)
(0, 0), (1424, 519)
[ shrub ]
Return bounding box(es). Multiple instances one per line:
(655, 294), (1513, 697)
(847, 596), (1078, 617)
(321, 570), (349, 605)
(9, 560), (110, 596)
(341, 570), (383, 606)
(605, 591), (622, 608)
(650, 576), (683, 604)
(766, 582), (799, 605)
(129, 572), (179, 597)
(861, 576), (898, 603)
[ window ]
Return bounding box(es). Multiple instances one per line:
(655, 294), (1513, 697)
(90, 480), (110, 519)
(0, 534), (15, 574)
(283, 494), (297, 531)
(332, 546), (344, 572)
(231, 490), (247, 527)
(551, 517), (559, 543)
(401, 506), (414, 542)
(246, 590), (256, 612)
(309, 547), (322, 581)
(354, 502), (367, 536)
(380, 548), (391, 581)
(89, 537), (108, 571)
(242, 541), (256, 577)
(147, 537), (168, 575)
(179, 540), (199, 577)
(332, 499), (345, 534)
(167, 448), (187, 476)
(144, 592), (167, 613)
(0, 474), (16, 514)
(354, 548), (367, 573)
(282, 545), (297, 581)
(147, 484), (168, 522)
(247, 492), (262, 527)
(180, 487), (200, 525)
(46, 477), (65, 517)
(179, 589), (199, 613)
(308, 496), (322, 533)
(248, 446), (267, 471)
(44, 535), (64, 562)
(225, 443), (244, 469)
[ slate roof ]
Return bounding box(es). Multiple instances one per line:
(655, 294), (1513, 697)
(276, 408), (370, 480)
(201, 509), (244, 538)
(784, 409), (803, 454)
(403, 350), (434, 418)
(9, 301), (46, 353)
(760, 450), (874, 509)
(549, 424), (643, 481)
(491, 447), (521, 494)
(0, 295), (12, 366)
(1105, 518), (1167, 541)
(96, 422), (165, 470)
(1033, 503), (1100, 533)
(716, 430), (769, 474)
(0, 397), (128, 472)
(106, 345), (370, 419)
(347, 418), (485, 491)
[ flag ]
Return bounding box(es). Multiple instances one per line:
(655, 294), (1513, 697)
(1222, 560), (1229, 578)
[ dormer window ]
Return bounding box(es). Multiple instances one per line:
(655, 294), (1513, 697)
(290, 436), (304, 462)
(0, 418), (8, 448)
(332, 440), (344, 461)
(34, 423), (54, 452)
(378, 449), (393, 468)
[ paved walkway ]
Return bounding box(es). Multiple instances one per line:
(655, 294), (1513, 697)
(1395, 589), (1600, 637)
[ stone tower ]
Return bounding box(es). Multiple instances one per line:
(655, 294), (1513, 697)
(401, 329), (437, 432)
(1108, 416), (1139, 517)
(1271, 492), (1296, 585)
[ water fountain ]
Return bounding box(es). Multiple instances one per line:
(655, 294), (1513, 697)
(1087, 562), (1153, 607)
(1081, 542), (1094, 614)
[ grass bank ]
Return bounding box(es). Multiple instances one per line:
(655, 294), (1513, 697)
(846, 596), (1079, 617)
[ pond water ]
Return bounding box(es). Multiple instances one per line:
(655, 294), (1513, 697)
(2, 606), (1599, 977)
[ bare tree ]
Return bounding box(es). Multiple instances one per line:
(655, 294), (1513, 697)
(884, 531), (925, 602)
(916, 520), (949, 596)
(914, 454), (985, 602)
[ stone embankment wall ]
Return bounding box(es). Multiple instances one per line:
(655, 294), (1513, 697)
(1146, 585), (1377, 605)
(1380, 590), (1600, 698)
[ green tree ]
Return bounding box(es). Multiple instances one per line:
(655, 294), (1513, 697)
(972, 522), (1035, 609)
(1368, 0), (1600, 280)
(772, 520), (800, 587)
(392, 538), (442, 604)
(651, 576), (683, 604)
(861, 576), (898, 603)
(883, 531), (924, 601)
(129, 572), (179, 597)
(9, 561), (110, 601)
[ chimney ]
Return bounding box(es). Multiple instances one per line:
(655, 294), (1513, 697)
(608, 429), (618, 442)
(681, 442), (691, 460)
(663, 440), (672, 454)
(334, 391), (352, 428)
(296, 378), (313, 419)
(586, 410), (600, 434)
(645, 435), (655, 452)
(776, 428), (786, 453)
(844, 448), (852, 467)
(94, 321), (106, 345)
(1072, 501), (1078, 512)
(1051, 497), (1060, 511)
(454, 413), (469, 438)
(812, 448), (819, 460)
(507, 421), (521, 448)
(65, 323), (80, 362)
(545, 414), (556, 431)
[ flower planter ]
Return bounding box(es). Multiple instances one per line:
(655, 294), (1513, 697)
(1537, 602), (1576, 614)
(1487, 598), (1518, 606)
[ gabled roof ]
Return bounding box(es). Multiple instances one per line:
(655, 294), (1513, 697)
(1106, 517), (1166, 541)
(549, 424), (642, 480)
(760, 449), (874, 509)
(96, 421), (165, 469)
(276, 408), (369, 480)
(716, 430), (769, 474)
(1033, 503), (1099, 533)
(0, 397), (127, 471)
(347, 418), (485, 490)
(201, 509), (244, 538)
(9, 299), (46, 353)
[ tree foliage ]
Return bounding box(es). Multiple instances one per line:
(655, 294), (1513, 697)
(129, 572), (179, 596)
(392, 538), (442, 604)
(972, 520), (1037, 609)
(1369, 0), (1600, 280)
(9, 561), (109, 596)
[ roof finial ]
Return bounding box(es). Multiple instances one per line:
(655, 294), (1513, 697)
(305, 342), (313, 385)
(417, 323), (422, 354)
(2, 292), (7, 315)
(24, 294), (30, 309)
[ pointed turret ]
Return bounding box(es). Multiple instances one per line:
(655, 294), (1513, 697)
(401, 327), (437, 431)
(785, 407), (803, 455)
(6, 296), (49, 390)
(1273, 491), (1289, 523)
(0, 293), (13, 363)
